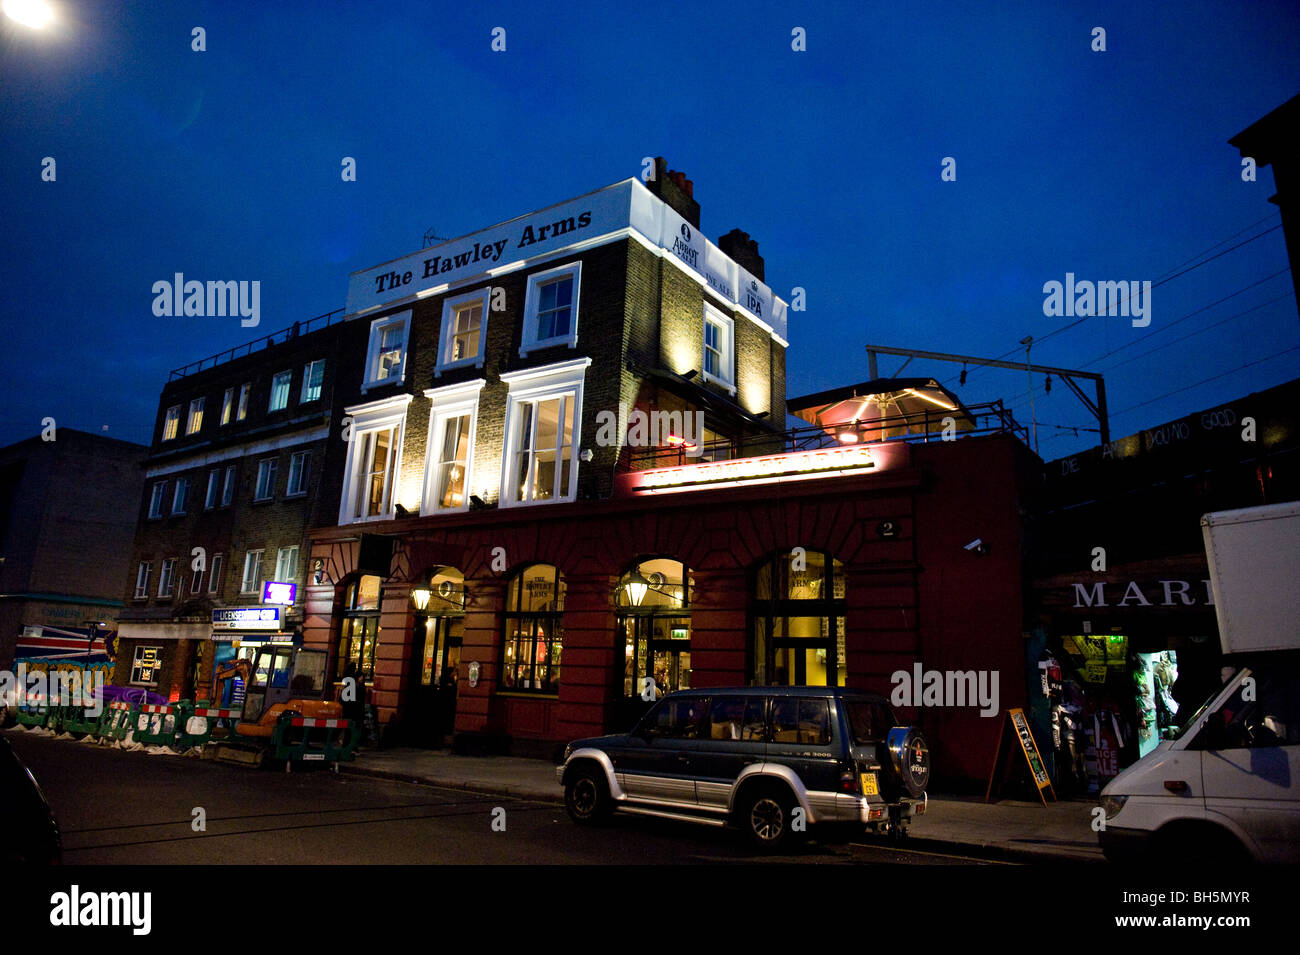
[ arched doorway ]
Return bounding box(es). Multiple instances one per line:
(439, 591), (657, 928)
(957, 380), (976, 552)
(751, 549), (846, 686)
(407, 566), (465, 747)
(613, 557), (692, 729)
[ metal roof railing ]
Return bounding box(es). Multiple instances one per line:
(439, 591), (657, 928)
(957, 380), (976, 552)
(168, 308), (346, 381)
(619, 399), (1029, 471)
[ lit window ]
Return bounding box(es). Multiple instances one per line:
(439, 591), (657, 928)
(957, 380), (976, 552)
(437, 290), (489, 373)
(269, 371), (292, 412)
(130, 646), (162, 686)
(301, 360), (325, 403)
(221, 388), (235, 425)
(501, 564), (564, 693)
(208, 554), (224, 595)
(162, 406), (181, 441)
(339, 395), (411, 524)
(148, 481), (166, 519)
(422, 380), (484, 514)
(158, 558), (177, 598)
(337, 576), (382, 683)
(134, 562), (152, 599)
(286, 451), (310, 497)
(237, 383), (250, 421)
(205, 469), (221, 509)
(275, 546), (299, 583)
(702, 303), (735, 392)
(500, 359), (589, 506)
(171, 477), (189, 515)
(221, 465), (236, 506)
(520, 262), (581, 356)
(364, 312), (411, 389)
(186, 397), (205, 435)
(254, 458), (277, 501)
(241, 550), (264, 594)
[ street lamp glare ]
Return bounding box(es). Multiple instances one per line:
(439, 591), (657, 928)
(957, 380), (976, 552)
(3, 0), (53, 28)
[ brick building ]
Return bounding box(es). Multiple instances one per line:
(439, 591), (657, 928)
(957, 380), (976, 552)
(112, 313), (367, 701)
(0, 429), (146, 671)
(301, 162), (1042, 784)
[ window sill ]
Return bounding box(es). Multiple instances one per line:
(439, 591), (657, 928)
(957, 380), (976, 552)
(701, 371), (737, 396)
(434, 358), (485, 377)
(495, 690), (560, 699)
(518, 338), (577, 358)
(360, 377), (406, 394)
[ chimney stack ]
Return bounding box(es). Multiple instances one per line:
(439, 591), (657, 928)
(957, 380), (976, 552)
(647, 156), (701, 229)
(718, 228), (765, 283)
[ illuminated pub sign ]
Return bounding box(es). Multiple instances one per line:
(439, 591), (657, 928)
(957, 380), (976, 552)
(622, 442), (907, 494)
(212, 607), (282, 631)
(262, 581), (297, 606)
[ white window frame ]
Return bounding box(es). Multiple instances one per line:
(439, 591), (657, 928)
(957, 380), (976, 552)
(186, 397), (205, 435)
(221, 387), (235, 425)
(499, 357), (590, 508)
(204, 469), (221, 510)
(286, 451), (310, 497)
(241, 550), (264, 595)
(301, 359), (325, 403)
(519, 261), (581, 357)
(158, 558), (177, 598)
(269, 370), (292, 412)
(162, 405), (181, 441)
(338, 393), (412, 524)
(701, 302), (736, 394)
(148, 481), (166, 519)
(237, 383), (250, 421)
(171, 477), (189, 515)
(421, 379), (485, 515)
(275, 546), (299, 583)
(254, 458), (277, 502)
(190, 562), (204, 594)
(436, 288), (490, 375)
(208, 554), (224, 595)
(363, 311), (412, 391)
(134, 561), (152, 599)
(221, 465), (236, 506)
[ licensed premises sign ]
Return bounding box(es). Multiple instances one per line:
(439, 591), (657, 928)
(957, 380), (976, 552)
(212, 607), (282, 631)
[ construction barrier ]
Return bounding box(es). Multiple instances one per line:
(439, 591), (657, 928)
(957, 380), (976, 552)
(56, 697), (111, 736)
(131, 701), (194, 748)
(14, 693), (53, 729)
(99, 701), (138, 742)
(174, 705), (241, 749)
(271, 714), (361, 769)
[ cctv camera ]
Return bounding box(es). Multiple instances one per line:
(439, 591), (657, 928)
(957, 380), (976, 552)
(963, 538), (989, 556)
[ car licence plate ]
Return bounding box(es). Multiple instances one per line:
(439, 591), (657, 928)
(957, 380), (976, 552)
(860, 772), (879, 795)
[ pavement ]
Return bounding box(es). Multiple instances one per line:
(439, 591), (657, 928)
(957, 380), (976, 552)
(342, 746), (1106, 863)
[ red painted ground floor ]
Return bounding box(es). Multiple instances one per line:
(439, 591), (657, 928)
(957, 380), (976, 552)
(305, 435), (1039, 785)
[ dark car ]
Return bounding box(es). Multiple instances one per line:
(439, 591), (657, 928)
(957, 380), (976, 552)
(0, 734), (62, 864)
(557, 686), (929, 849)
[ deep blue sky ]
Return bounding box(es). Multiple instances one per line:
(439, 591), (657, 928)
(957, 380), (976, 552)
(2, 0), (1297, 458)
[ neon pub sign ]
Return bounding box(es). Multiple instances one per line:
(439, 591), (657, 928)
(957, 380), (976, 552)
(625, 442), (905, 494)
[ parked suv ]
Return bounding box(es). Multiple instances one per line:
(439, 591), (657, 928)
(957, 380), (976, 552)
(557, 686), (929, 849)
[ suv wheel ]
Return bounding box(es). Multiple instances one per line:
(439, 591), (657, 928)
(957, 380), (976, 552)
(740, 785), (797, 851)
(564, 765), (611, 825)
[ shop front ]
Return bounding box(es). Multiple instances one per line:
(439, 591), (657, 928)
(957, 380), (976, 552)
(1030, 554), (1221, 797)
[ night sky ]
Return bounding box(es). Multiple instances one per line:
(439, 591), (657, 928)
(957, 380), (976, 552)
(2, 1), (1296, 458)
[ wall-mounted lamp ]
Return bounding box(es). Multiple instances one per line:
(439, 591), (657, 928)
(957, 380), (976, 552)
(624, 567), (649, 606)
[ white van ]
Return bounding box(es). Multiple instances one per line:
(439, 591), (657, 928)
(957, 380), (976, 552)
(1098, 503), (1300, 864)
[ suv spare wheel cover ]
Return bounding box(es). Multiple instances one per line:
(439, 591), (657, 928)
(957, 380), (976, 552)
(886, 726), (930, 797)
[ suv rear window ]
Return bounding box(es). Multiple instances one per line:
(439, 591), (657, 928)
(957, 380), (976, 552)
(844, 699), (895, 744)
(706, 696), (767, 741)
(770, 698), (832, 745)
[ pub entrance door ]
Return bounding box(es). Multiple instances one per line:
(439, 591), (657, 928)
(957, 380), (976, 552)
(407, 613), (463, 747)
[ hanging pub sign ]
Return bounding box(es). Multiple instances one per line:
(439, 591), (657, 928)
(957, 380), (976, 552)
(212, 607), (282, 631)
(985, 707), (1057, 807)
